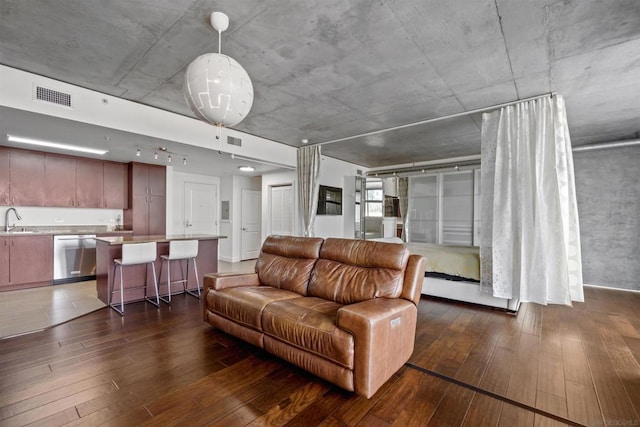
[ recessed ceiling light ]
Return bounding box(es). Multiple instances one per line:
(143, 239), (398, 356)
(7, 134), (108, 155)
(301, 138), (309, 144)
(238, 166), (255, 172)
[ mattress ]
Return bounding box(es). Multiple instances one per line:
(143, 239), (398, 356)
(406, 242), (480, 282)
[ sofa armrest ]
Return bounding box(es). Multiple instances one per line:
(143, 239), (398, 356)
(337, 298), (417, 398)
(203, 272), (261, 292)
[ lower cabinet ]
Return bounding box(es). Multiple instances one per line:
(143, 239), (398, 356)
(0, 235), (53, 289)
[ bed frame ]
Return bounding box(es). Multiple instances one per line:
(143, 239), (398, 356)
(370, 238), (521, 312)
(421, 274), (520, 312)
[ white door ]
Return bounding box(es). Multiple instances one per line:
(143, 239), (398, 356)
(184, 182), (218, 234)
(241, 189), (261, 260)
(270, 184), (294, 236)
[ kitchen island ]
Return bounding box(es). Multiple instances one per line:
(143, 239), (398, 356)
(95, 234), (225, 305)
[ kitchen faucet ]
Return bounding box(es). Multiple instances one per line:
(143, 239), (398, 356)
(5, 207), (22, 232)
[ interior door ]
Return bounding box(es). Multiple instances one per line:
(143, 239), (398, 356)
(270, 184), (294, 236)
(184, 182), (217, 234)
(241, 189), (261, 260)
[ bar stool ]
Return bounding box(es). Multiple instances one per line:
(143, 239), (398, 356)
(110, 242), (160, 316)
(159, 240), (200, 304)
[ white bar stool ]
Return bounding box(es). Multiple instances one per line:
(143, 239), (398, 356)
(159, 240), (200, 304)
(110, 242), (160, 316)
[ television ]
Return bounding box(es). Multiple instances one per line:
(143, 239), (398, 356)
(317, 185), (342, 215)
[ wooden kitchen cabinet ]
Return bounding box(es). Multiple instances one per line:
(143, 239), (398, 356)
(0, 237), (9, 285)
(45, 154), (76, 207)
(0, 235), (53, 289)
(76, 158), (104, 207)
(45, 155), (104, 207)
(124, 163), (166, 235)
(0, 148), (9, 205)
(103, 161), (128, 208)
(9, 149), (46, 206)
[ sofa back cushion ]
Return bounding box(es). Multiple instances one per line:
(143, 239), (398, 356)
(308, 238), (409, 304)
(255, 235), (324, 295)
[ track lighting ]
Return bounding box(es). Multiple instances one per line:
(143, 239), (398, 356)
(136, 146), (189, 166)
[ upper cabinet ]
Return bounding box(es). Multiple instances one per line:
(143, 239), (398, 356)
(45, 154), (76, 207)
(9, 149), (46, 206)
(124, 163), (166, 235)
(0, 148), (9, 205)
(103, 161), (128, 209)
(76, 158), (104, 208)
(0, 147), (128, 208)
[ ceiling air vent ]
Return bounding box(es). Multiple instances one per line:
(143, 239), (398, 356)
(227, 136), (242, 147)
(34, 85), (72, 108)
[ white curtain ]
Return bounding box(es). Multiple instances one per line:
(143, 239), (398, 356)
(297, 145), (321, 237)
(480, 95), (584, 305)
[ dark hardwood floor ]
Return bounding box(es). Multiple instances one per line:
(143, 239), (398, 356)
(1, 285), (639, 426)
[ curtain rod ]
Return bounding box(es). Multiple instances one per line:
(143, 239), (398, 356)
(572, 139), (640, 152)
(311, 92), (556, 147)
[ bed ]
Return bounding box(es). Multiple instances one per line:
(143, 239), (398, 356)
(406, 242), (519, 311)
(373, 238), (519, 311)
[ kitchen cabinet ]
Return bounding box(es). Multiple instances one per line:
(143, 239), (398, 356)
(0, 148), (9, 205)
(76, 158), (104, 207)
(45, 154), (76, 206)
(45, 155), (104, 207)
(9, 149), (46, 206)
(3, 147), (129, 208)
(0, 237), (9, 285)
(0, 235), (53, 289)
(124, 163), (166, 235)
(103, 161), (128, 208)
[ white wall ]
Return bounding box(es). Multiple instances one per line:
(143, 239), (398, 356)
(0, 65), (297, 169)
(260, 156), (363, 242)
(221, 175), (261, 262)
(314, 156), (362, 239)
(261, 170), (298, 242)
(219, 176), (233, 261)
(0, 206), (122, 229)
(168, 169), (220, 235)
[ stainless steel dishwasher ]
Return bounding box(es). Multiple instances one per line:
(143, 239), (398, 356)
(53, 235), (97, 284)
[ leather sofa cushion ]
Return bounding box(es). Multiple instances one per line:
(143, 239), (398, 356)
(262, 297), (354, 369)
(308, 238), (409, 305)
(210, 286), (301, 330)
(255, 235), (324, 295)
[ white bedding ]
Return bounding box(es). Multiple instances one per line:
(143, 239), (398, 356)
(403, 241), (520, 311)
(406, 242), (480, 281)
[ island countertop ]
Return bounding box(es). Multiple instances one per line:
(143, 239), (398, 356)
(96, 234), (226, 245)
(95, 234), (224, 305)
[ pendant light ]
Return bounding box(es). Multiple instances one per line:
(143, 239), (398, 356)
(183, 12), (254, 134)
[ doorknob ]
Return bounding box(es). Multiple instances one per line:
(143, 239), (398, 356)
(186, 222), (192, 228)
(242, 227), (247, 231)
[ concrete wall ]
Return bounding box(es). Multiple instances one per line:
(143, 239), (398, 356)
(573, 146), (640, 290)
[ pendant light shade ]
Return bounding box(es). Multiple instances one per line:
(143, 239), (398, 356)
(184, 53), (254, 127)
(183, 12), (254, 128)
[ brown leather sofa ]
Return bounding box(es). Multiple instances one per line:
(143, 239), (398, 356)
(203, 235), (427, 398)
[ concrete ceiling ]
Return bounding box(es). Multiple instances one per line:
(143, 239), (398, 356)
(1, 0), (639, 169)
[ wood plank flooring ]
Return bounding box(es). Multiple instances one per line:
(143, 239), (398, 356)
(1, 285), (639, 426)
